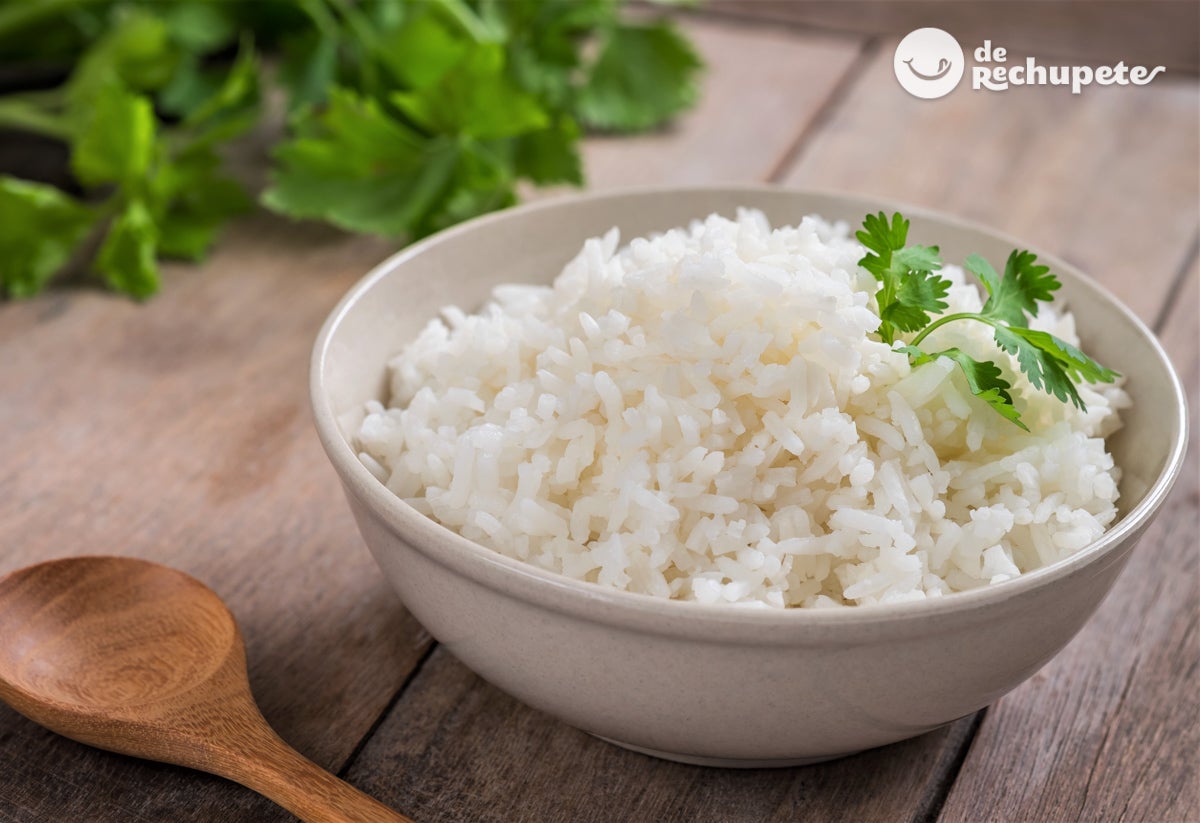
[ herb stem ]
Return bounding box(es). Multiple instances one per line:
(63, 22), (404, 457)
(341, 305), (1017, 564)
(0, 99), (71, 140)
(295, 0), (339, 37)
(324, 0), (384, 95)
(0, 0), (105, 40)
(432, 0), (493, 43)
(908, 312), (995, 347)
(2, 88), (67, 109)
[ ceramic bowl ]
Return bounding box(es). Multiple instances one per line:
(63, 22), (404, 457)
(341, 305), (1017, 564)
(310, 187), (1187, 766)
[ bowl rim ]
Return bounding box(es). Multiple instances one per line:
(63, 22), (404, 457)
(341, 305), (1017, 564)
(310, 183), (1189, 633)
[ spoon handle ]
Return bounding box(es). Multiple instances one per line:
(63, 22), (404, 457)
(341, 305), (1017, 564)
(221, 726), (413, 823)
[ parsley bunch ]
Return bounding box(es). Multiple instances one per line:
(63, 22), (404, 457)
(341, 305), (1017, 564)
(0, 0), (702, 299)
(856, 212), (1118, 429)
(0, 6), (259, 298)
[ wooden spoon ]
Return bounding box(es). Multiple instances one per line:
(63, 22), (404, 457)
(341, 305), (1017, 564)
(0, 556), (412, 823)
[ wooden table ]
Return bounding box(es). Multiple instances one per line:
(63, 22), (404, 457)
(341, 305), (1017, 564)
(2, 8), (1197, 822)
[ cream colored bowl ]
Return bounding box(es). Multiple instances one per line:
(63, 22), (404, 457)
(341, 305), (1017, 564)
(311, 187), (1187, 767)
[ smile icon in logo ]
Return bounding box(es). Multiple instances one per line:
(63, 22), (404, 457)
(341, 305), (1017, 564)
(894, 28), (965, 99)
(903, 56), (952, 81)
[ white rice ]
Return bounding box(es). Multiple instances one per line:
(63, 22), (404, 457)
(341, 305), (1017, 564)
(356, 211), (1128, 608)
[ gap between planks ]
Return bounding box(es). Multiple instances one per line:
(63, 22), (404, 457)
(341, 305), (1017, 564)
(936, 253), (1199, 823)
(327, 14), (884, 801)
(329, 18), (1196, 823)
(1153, 232), (1200, 333)
(913, 710), (988, 823)
(337, 641), (439, 780)
(767, 37), (882, 183)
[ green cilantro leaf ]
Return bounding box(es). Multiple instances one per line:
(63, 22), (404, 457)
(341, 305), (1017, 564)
(95, 200), (160, 299)
(899, 345), (1027, 430)
(577, 20), (703, 132)
(153, 150), (252, 261)
(1018, 327), (1119, 385)
(262, 89), (460, 237)
(902, 343), (1032, 431)
(513, 114), (584, 186)
(71, 80), (157, 188)
(65, 8), (179, 117)
(158, 54), (227, 119)
(142, 40), (258, 263)
(375, 5), (469, 90)
(180, 38), (260, 145)
(964, 253), (1000, 303)
(862, 212), (1117, 429)
(503, 0), (616, 108)
(992, 326), (1082, 411)
(426, 141), (519, 235)
(940, 348), (1027, 430)
(856, 212), (944, 284)
(856, 211), (945, 343)
(0, 0), (703, 299)
(971, 249), (1061, 327)
(993, 325), (1118, 411)
(155, 181), (250, 261)
(391, 45), (549, 140)
(278, 30), (339, 112)
(881, 268), (951, 333)
(161, 1), (239, 54)
(856, 211), (907, 278)
(0, 177), (96, 298)
(892, 244), (944, 279)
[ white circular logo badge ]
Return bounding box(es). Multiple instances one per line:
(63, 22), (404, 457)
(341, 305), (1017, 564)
(894, 28), (964, 99)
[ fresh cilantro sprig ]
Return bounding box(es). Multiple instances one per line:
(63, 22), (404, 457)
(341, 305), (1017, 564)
(857, 211), (1118, 430)
(263, 0), (702, 238)
(856, 211), (948, 344)
(0, 9), (258, 298)
(0, 0), (704, 299)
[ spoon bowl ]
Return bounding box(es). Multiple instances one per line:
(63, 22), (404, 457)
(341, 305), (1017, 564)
(1, 557), (235, 718)
(0, 556), (410, 823)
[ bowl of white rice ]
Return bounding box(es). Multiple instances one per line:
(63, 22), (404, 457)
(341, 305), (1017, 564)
(311, 186), (1187, 766)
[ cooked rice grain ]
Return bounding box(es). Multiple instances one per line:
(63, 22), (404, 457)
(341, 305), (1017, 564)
(357, 211), (1128, 607)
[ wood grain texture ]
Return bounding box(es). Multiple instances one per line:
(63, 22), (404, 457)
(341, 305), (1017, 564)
(343, 646), (983, 823)
(0, 557), (410, 823)
(779, 43), (1200, 822)
(937, 254), (1200, 823)
(0, 8), (1195, 822)
(782, 43), (1200, 325)
(0, 18), (869, 823)
(0, 216), (424, 821)
(705, 1), (1200, 73)
(331, 24), (993, 823)
(581, 18), (864, 187)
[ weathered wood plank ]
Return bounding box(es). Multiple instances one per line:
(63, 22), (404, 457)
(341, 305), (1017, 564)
(328, 26), (1003, 823)
(318, 19), (1012, 823)
(782, 45), (1200, 326)
(345, 37), (1199, 823)
(778, 43), (1199, 821)
(705, 1), (1200, 73)
(343, 647), (982, 823)
(0, 18), (868, 823)
(582, 18), (863, 187)
(2, 14), (1193, 822)
(0, 216), (421, 821)
(937, 253), (1200, 823)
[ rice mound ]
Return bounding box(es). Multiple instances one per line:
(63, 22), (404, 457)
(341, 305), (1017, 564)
(356, 211), (1128, 608)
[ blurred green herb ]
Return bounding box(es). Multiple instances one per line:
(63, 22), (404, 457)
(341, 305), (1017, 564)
(857, 211), (1118, 429)
(0, 0), (703, 298)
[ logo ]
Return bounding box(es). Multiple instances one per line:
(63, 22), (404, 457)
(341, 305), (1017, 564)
(894, 28), (965, 99)
(893, 30), (1167, 98)
(972, 40), (1165, 95)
